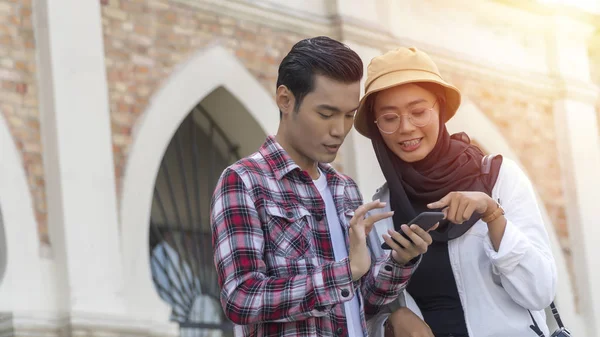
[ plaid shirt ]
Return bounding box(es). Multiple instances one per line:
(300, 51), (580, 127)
(211, 136), (417, 336)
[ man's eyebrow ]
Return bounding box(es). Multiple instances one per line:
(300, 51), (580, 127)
(316, 104), (359, 114)
(316, 104), (341, 113)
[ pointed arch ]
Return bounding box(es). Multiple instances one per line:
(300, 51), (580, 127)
(120, 44), (278, 322)
(0, 112), (48, 312)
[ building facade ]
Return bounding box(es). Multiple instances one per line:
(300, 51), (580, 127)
(0, 0), (599, 336)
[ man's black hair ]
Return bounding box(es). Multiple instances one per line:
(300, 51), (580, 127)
(276, 36), (363, 118)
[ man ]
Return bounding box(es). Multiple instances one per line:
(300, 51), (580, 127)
(210, 36), (432, 337)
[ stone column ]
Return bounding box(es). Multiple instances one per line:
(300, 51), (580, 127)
(34, 0), (126, 323)
(33, 1), (178, 334)
(549, 15), (600, 336)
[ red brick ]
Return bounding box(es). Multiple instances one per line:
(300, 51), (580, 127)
(1, 80), (15, 90)
(19, 7), (31, 19)
(133, 65), (149, 74)
(0, 34), (13, 45)
(14, 60), (26, 70)
(15, 82), (26, 94)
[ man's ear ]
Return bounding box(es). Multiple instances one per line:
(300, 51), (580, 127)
(276, 85), (295, 117)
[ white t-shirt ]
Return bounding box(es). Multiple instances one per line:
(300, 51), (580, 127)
(314, 169), (364, 337)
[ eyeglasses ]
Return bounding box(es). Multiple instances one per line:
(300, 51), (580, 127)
(374, 100), (437, 134)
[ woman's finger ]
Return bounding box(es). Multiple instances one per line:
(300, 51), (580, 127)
(462, 202), (478, 223)
(427, 192), (452, 210)
(447, 194), (461, 223)
(455, 198), (470, 223)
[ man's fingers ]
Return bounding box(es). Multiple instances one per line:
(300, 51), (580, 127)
(387, 227), (413, 250)
(363, 218), (376, 235)
(409, 224), (434, 245)
(405, 225), (429, 253)
(360, 211), (394, 235)
(363, 211), (394, 226)
(386, 225), (434, 264)
(352, 200), (387, 223)
(382, 233), (404, 252)
(427, 222), (440, 233)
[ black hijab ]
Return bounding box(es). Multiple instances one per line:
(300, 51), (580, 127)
(369, 86), (489, 241)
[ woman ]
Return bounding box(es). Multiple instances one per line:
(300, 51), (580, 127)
(358, 47), (557, 337)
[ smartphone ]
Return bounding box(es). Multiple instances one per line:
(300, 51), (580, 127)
(380, 211), (445, 250)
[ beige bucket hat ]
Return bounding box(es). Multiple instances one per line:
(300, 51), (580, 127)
(354, 47), (462, 139)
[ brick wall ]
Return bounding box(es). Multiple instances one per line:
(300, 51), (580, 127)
(0, 0), (47, 244)
(101, 1), (571, 272)
(100, 0), (306, 197)
(103, 1), (568, 264)
(444, 70), (572, 268)
(445, 71), (577, 288)
(0, 0), (577, 258)
(446, 74), (567, 244)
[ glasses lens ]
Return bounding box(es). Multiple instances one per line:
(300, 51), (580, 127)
(376, 114), (400, 133)
(408, 109), (432, 127)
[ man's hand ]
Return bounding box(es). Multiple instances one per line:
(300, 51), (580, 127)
(387, 307), (434, 337)
(382, 223), (436, 265)
(348, 200), (394, 281)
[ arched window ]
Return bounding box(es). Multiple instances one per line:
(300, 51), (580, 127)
(150, 102), (240, 337)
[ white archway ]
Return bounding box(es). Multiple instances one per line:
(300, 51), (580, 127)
(120, 44), (279, 322)
(0, 112), (52, 312)
(447, 99), (583, 334)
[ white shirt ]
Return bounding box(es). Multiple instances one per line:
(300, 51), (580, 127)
(366, 157), (557, 337)
(314, 169), (364, 337)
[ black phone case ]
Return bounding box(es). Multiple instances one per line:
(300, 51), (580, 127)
(381, 212), (445, 250)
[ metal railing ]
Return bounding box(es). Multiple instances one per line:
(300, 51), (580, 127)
(149, 104), (240, 336)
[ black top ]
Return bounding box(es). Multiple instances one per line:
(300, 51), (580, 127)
(406, 240), (469, 337)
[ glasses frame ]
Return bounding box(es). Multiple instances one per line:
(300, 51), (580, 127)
(374, 100), (438, 134)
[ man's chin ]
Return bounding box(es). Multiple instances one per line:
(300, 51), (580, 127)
(316, 152), (337, 164)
